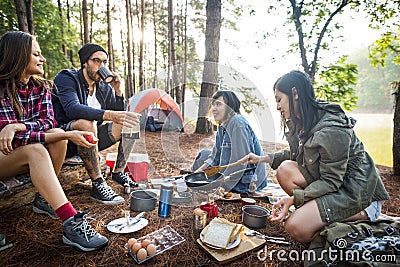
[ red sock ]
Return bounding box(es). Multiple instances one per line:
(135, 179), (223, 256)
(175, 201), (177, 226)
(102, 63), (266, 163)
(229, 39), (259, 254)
(55, 202), (77, 221)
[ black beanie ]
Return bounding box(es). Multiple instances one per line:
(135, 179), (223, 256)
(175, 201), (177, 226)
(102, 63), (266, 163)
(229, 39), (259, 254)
(78, 43), (107, 66)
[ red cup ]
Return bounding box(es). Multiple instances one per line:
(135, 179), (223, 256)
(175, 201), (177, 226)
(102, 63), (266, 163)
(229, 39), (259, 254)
(199, 202), (218, 218)
(241, 197), (256, 207)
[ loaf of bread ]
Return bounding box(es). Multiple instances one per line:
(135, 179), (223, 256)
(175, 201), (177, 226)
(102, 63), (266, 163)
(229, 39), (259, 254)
(212, 218), (243, 243)
(202, 220), (235, 249)
(201, 217), (242, 249)
(229, 223), (243, 243)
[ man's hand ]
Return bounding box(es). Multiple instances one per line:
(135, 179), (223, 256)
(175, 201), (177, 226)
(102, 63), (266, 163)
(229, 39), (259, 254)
(110, 72), (123, 96)
(103, 111), (140, 128)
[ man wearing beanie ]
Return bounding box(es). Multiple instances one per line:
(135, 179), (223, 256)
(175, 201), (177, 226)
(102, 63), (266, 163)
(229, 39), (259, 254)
(49, 43), (139, 208)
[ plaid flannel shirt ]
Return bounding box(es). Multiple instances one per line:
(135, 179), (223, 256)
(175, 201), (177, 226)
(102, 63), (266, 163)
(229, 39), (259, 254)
(0, 81), (57, 149)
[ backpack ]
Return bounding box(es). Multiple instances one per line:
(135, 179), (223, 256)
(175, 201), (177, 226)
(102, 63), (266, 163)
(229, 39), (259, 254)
(305, 219), (400, 267)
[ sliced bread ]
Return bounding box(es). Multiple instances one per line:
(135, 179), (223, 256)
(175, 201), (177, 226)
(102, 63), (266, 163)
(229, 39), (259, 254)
(202, 220), (235, 249)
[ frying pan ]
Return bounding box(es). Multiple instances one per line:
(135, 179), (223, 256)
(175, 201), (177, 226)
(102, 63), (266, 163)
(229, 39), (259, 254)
(184, 172), (222, 187)
(184, 166), (257, 188)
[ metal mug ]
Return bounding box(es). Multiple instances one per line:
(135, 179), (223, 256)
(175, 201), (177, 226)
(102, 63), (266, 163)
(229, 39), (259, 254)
(98, 66), (115, 83)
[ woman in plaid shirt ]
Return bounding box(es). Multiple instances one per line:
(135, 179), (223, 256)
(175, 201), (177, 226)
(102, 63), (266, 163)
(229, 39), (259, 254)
(0, 31), (108, 252)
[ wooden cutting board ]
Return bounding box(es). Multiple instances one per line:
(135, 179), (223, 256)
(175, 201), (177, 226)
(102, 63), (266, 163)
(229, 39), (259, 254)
(196, 226), (266, 264)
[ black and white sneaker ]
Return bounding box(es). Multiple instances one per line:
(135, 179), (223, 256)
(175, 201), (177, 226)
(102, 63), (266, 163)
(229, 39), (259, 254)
(32, 192), (59, 220)
(62, 211), (108, 252)
(90, 178), (124, 205)
(112, 172), (138, 187)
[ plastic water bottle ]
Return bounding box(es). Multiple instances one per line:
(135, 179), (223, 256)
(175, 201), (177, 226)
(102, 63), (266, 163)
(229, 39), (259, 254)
(158, 183), (173, 218)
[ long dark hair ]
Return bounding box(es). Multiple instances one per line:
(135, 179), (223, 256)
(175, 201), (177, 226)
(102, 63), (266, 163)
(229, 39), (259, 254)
(273, 70), (321, 136)
(0, 31), (49, 118)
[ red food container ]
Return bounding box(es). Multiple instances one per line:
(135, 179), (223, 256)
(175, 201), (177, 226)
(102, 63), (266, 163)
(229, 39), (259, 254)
(199, 202), (218, 218)
(106, 152), (149, 182)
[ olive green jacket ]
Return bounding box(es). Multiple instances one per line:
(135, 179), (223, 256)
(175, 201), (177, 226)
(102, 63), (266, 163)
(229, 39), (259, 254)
(270, 103), (390, 222)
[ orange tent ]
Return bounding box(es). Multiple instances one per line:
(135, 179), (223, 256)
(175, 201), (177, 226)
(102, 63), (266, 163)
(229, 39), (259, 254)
(128, 88), (183, 131)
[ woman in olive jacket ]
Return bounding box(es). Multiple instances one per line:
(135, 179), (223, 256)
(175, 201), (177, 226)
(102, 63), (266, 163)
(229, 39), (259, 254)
(240, 70), (390, 243)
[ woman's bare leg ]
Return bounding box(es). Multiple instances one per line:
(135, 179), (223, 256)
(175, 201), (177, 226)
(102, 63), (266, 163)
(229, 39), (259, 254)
(0, 144), (68, 210)
(275, 160), (368, 242)
(284, 200), (327, 243)
(274, 160), (326, 242)
(275, 160), (308, 195)
(45, 128), (68, 176)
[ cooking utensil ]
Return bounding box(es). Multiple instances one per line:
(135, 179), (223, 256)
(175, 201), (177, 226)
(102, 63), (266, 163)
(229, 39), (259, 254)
(203, 161), (244, 177)
(118, 211), (146, 231)
(244, 230), (286, 240)
(245, 230), (290, 245)
(106, 217), (149, 234)
(130, 190), (157, 211)
(242, 205), (270, 228)
(184, 166), (257, 188)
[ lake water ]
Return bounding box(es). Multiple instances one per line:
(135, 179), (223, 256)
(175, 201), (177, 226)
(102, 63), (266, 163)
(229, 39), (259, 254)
(349, 113), (393, 167)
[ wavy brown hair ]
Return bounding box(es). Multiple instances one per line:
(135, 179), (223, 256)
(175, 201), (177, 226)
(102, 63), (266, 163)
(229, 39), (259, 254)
(0, 31), (50, 118)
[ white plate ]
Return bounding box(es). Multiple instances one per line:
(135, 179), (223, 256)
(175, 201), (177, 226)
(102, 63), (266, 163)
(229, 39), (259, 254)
(199, 226), (241, 250)
(107, 218), (148, 234)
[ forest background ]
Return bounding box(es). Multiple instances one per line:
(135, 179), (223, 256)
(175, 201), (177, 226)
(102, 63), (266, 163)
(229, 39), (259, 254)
(1, 0), (399, 168)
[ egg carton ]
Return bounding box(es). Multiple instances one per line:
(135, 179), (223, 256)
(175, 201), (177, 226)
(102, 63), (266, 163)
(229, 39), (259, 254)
(129, 225), (185, 264)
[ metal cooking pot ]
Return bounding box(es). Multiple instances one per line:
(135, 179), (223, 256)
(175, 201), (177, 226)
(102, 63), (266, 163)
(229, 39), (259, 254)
(130, 190), (157, 212)
(242, 205), (270, 228)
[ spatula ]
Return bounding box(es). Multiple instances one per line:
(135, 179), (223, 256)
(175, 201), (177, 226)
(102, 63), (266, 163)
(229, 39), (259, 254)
(204, 161), (243, 177)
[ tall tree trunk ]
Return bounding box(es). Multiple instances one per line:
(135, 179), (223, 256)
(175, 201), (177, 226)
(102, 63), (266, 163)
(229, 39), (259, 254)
(289, 0), (348, 82)
(14, 0), (29, 33)
(152, 0), (157, 88)
(138, 0), (145, 89)
(168, 0), (180, 103)
(82, 0), (90, 44)
(25, 0), (34, 34)
(106, 0), (115, 71)
(90, 0), (95, 43)
(125, 0), (134, 98)
(57, 0), (67, 56)
(181, 0), (188, 121)
(131, 0), (136, 95)
(195, 0), (221, 134)
(393, 81), (400, 175)
(119, 13), (126, 88)
(66, 0), (75, 64)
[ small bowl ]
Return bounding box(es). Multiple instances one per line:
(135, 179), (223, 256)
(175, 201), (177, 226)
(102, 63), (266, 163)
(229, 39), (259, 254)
(241, 197), (256, 206)
(242, 205), (270, 228)
(130, 190), (157, 212)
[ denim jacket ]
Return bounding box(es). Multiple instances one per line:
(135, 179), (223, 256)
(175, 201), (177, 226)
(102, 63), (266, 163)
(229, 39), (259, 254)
(52, 69), (126, 125)
(205, 114), (267, 193)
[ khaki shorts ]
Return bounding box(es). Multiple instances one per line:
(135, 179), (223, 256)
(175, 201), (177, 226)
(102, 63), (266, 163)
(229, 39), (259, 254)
(364, 201), (382, 221)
